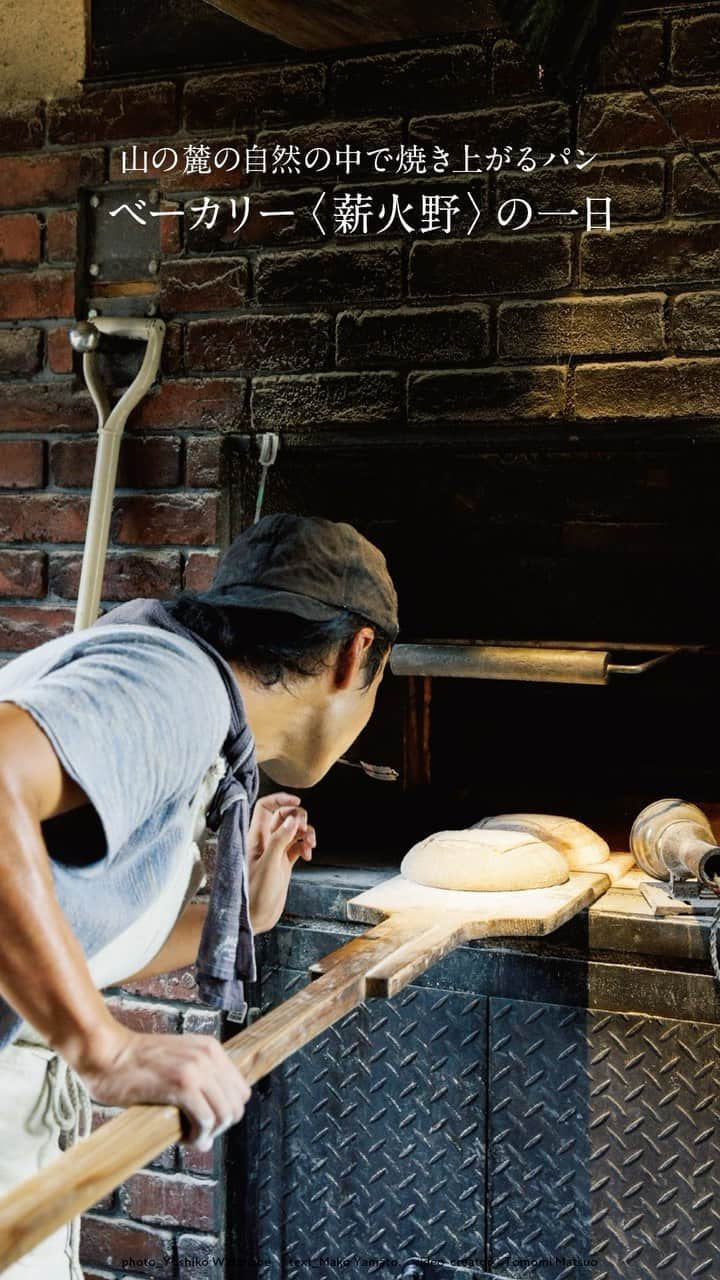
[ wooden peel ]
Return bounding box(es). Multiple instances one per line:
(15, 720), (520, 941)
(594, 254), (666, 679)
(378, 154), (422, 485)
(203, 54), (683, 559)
(322, 852), (634, 994)
(0, 852), (632, 1269)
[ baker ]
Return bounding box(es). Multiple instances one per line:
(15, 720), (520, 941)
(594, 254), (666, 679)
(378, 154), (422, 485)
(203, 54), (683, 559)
(0, 512), (399, 1279)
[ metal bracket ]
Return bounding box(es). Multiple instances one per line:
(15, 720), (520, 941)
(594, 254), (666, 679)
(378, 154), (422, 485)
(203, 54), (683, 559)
(639, 878), (720, 916)
(79, 184), (162, 320)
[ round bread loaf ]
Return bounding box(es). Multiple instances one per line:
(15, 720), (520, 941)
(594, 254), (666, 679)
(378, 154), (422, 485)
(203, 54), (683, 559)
(400, 827), (570, 892)
(473, 813), (609, 869)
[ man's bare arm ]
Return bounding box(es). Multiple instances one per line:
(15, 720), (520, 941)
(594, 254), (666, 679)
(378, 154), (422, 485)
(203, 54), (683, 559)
(0, 702), (125, 1065)
(0, 702), (250, 1150)
(121, 900), (208, 983)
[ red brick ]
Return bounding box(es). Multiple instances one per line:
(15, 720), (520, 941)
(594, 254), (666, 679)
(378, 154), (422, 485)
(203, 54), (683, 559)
(121, 1170), (218, 1232)
(158, 257), (249, 313)
(581, 222), (720, 290)
(80, 1214), (174, 1278)
(182, 1009), (221, 1036)
(104, 997), (180, 1035)
(127, 378), (247, 432)
(0, 101), (44, 153)
(574, 357), (720, 419)
(410, 100), (570, 151)
(47, 327), (74, 373)
(185, 437), (224, 487)
(183, 551), (219, 591)
(256, 117), (403, 185)
(410, 234), (571, 298)
(0, 493), (89, 541)
(408, 367), (566, 421)
(256, 246), (402, 305)
(337, 304), (490, 368)
(176, 1231), (225, 1277)
(51, 436), (181, 488)
(582, 85), (720, 151)
(0, 269), (74, 320)
(671, 14), (720, 80)
(183, 62), (326, 132)
(331, 45), (490, 115)
(186, 313), (331, 372)
(673, 291), (720, 351)
(0, 604), (74, 650)
(652, 86), (720, 146)
(578, 92), (675, 152)
(0, 213), (41, 266)
(120, 966), (199, 1002)
(108, 138), (250, 193)
(498, 295), (666, 358)
(46, 209), (77, 261)
(111, 494), (219, 546)
(180, 1139), (217, 1177)
(49, 550), (182, 600)
(0, 439), (44, 488)
(48, 82), (177, 145)
(0, 327), (42, 374)
(161, 321), (185, 377)
(185, 187), (325, 252)
(0, 549), (46, 597)
(672, 152), (720, 217)
(158, 200), (183, 256)
(251, 371), (401, 430)
(0, 382), (95, 431)
(496, 157), (666, 223)
(594, 20), (665, 87)
(0, 150), (104, 210)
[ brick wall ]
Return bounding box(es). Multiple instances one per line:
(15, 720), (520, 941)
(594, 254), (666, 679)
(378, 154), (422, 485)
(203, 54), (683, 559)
(1, 4), (720, 1276)
(2, 12), (720, 656)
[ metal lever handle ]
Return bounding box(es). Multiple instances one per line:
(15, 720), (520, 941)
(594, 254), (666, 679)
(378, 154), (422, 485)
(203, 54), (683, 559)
(73, 317), (166, 631)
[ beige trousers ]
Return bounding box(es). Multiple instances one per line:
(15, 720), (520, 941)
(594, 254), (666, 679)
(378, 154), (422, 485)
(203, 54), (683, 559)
(0, 1040), (91, 1279)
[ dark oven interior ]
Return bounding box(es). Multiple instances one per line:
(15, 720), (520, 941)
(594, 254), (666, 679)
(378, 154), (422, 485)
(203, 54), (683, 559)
(231, 426), (720, 867)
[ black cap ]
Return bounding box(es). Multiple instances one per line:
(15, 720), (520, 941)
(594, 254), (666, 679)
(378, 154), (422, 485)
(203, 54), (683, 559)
(195, 513), (399, 641)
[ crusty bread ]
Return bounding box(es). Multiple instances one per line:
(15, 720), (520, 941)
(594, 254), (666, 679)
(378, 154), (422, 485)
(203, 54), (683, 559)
(400, 827), (569, 891)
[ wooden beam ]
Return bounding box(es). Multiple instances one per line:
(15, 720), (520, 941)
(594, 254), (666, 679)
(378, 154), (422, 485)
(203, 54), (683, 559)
(201, 0), (496, 49)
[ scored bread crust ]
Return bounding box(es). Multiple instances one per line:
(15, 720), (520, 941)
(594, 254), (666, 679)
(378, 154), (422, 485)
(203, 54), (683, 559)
(473, 813), (609, 869)
(400, 827), (570, 892)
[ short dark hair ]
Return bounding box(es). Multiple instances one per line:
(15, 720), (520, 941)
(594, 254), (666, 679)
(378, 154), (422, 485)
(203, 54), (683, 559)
(165, 594), (393, 690)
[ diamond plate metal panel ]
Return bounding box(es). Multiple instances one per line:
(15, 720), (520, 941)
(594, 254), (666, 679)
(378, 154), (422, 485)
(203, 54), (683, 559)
(250, 965), (488, 1280)
(487, 999), (720, 1280)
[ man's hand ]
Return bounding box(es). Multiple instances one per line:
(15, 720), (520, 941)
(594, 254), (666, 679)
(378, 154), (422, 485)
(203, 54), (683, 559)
(73, 1025), (251, 1152)
(247, 793), (315, 933)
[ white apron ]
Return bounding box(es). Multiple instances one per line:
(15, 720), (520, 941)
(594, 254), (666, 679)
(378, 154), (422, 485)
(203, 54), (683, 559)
(0, 753), (225, 1279)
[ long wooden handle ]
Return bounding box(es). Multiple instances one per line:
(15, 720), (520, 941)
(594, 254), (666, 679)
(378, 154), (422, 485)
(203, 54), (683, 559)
(0, 910), (458, 1270)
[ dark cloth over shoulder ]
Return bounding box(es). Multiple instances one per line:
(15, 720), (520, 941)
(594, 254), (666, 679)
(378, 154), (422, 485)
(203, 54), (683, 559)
(92, 597), (259, 1013)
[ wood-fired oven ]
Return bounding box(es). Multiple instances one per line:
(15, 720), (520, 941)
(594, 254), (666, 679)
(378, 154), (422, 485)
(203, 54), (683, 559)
(222, 426), (720, 1280)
